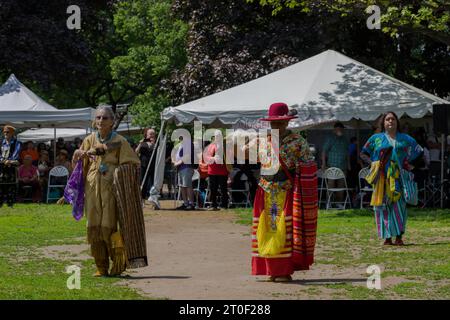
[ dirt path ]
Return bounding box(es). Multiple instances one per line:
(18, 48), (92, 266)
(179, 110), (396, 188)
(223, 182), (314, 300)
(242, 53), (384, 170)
(121, 201), (369, 300)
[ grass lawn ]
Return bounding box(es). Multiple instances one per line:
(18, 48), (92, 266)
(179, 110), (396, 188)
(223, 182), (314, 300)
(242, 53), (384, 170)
(0, 204), (147, 300)
(234, 207), (450, 300)
(0, 204), (448, 300)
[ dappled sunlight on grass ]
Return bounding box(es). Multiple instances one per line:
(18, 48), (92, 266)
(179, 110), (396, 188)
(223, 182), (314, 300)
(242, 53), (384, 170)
(234, 206), (450, 299)
(0, 204), (148, 300)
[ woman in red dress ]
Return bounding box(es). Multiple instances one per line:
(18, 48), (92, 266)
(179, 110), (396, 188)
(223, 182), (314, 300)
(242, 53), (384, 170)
(251, 103), (319, 282)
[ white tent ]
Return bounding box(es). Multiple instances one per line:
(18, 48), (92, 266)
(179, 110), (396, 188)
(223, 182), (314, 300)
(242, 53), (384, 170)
(162, 50), (449, 128)
(0, 74), (93, 128)
(17, 122), (143, 143)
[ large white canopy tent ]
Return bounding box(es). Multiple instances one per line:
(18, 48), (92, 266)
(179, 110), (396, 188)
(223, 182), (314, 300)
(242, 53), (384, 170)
(0, 74), (94, 128)
(150, 50), (450, 208)
(0, 74), (95, 160)
(17, 121), (143, 143)
(162, 50), (449, 128)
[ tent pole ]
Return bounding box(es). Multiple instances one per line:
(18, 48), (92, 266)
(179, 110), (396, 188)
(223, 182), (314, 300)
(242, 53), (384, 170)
(440, 133), (445, 209)
(141, 120), (166, 191)
(356, 119), (361, 158)
(53, 126), (57, 162)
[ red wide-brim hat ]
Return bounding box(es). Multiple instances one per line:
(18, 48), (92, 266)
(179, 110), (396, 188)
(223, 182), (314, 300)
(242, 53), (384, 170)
(260, 102), (298, 122)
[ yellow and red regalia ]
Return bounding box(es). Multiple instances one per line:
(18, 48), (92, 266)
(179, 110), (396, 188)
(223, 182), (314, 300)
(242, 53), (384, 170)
(252, 132), (318, 276)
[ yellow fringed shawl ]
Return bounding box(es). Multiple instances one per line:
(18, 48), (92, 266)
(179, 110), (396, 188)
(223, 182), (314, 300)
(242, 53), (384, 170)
(366, 160), (401, 206)
(257, 189), (287, 257)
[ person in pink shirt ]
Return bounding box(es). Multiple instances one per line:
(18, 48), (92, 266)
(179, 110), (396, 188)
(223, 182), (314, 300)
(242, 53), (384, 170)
(205, 130), (231, 211)
(18, 155), (41, 202)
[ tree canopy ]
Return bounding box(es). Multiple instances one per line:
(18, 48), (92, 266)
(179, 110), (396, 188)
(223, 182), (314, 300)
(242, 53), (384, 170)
(248, 0), (450, 45)
(0, 0), (448, 130)
(170, 0), (449, 105)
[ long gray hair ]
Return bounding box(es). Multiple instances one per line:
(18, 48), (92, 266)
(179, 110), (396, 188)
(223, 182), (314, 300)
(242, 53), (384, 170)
(93, 105), (116, 129)
(96, 105), (116, 121)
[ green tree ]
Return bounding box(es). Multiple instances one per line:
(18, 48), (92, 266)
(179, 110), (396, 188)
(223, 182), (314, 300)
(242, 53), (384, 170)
(248, 0), (450, 46)
(111, 0), (188, 127)
(170, 0), (449, 104)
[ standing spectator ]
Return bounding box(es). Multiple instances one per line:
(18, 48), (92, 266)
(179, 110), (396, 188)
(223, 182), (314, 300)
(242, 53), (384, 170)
(321, 122), (350, 207)
(229, 132), (260, 205)
(197, 146), (209, 207)
(412, 131), (430, 198)
(205, 130), (230, 211)
(1, 126), (22, 163)
(348, 137), (361, 206)
(1, 126), (22, 207)
(427, 132), (442, 178)
(163, 140), (175, 199)
(20, 141), (39, 165)
(136, 128), (157, 199)
(174, 136), (195, 210)
(18, 155), (41, 202)
(56, 137), (67, 153)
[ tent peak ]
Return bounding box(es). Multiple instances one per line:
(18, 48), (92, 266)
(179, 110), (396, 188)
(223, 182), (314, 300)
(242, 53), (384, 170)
(0, 74), (21, 96)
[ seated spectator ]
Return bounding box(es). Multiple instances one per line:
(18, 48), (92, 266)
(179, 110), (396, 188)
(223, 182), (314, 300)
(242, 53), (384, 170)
(20, 141), (39, 165)
(37, 142), (48, 155)
(18, 155), (41, 202)
(38, 150), (51, 201)
(54, 149), (72, 175)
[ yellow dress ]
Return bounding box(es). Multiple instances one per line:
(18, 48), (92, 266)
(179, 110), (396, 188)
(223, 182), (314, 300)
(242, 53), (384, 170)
(80, 132), (140, 244)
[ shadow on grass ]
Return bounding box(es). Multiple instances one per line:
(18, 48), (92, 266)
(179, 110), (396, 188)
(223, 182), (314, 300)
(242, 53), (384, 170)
(116, 275), (191, 280)
(256, 278), (367, 285)
(291, 278), (367, 286)
(406, 242), (450, 247)
(319, 208), (450, 221)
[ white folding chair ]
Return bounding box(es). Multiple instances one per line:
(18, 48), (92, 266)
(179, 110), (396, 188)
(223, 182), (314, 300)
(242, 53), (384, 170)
(228, 172), (251, 208)
(317, 169), (326, 208)
(46, 166), (69, 203)
(192, 169), (201, 207)
(203, 177), (211, 208)
(324, 167), (352, 210)
(358, 167), (373, 209)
